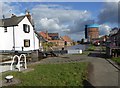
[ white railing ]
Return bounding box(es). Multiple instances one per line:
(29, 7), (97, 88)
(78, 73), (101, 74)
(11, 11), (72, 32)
(10, 54), (27, 71)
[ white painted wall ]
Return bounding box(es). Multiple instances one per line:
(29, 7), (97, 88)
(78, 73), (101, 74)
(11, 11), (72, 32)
(34, 33), (39, 50)
(0, 27), (14, 50)
(0, 16), (39, 51)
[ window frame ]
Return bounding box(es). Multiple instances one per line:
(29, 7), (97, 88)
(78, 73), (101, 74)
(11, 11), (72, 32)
(24, 39), (30, 47)
(4, 27), (7, 32)
(23, 24), (30, 33)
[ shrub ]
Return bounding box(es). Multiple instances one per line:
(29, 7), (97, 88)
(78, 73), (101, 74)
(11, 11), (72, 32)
(87, 45), (95, 51)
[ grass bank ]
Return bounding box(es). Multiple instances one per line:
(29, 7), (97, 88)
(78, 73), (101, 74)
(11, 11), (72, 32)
(3, 62), (88, 86)
(112, 57), (120, 65)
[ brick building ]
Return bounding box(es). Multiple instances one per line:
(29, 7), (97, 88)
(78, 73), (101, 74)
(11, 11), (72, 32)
(85, 24), (99, 42)
(106, 28), (120, 57)
(61, 36), (73, 46)
(109, 28), (120, 47)
(48, 33), (59, 40)
(39, 32), (64, 48)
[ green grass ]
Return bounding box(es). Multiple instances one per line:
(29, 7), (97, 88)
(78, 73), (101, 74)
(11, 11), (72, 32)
(112, 57), (120, 64)
(82, 51), (91, 55)
(101, 46), (106, 52)
(2, 62), (88, 86)
(0, 73), (2, 80)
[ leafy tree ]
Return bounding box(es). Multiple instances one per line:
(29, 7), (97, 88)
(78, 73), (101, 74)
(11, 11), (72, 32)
(77, 41), (81, 44)
(42, 42), (54, 51)
(81, 38), (84, 44)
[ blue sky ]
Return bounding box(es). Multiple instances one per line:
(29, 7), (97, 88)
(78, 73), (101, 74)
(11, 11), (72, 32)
(1, 2), (118, 40)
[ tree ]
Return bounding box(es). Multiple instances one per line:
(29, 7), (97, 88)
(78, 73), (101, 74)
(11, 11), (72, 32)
(77, 41), (81, 44)
(42, 42), (54, 51)
(81, 38), (84, 44)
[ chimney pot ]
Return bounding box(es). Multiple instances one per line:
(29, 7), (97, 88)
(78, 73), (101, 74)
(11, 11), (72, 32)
(11, 14), (16, 18)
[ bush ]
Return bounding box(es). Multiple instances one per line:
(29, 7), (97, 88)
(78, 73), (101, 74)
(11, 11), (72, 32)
(87, 45), (95, 51)
(112, 57), (120, 65)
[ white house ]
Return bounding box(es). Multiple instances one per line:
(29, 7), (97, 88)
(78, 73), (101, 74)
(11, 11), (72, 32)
(0, 13), (39, 52)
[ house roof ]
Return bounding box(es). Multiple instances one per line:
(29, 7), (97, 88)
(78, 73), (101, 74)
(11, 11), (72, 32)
(39, 32), (51, 40)
(34, 31), (46, 42)
(110, 28), (120, 36)
(87, 24), (99, 28)
(49, 40), (64, 43)
(48, 33), (59, 37)
(61, 36), (72, 42)
(0, 15), (25, 27)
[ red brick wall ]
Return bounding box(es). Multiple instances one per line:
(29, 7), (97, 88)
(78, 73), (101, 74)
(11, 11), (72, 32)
(87, 28), (99, 41)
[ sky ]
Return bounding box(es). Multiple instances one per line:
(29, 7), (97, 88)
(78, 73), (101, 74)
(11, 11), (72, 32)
(0, 1), (119, 41)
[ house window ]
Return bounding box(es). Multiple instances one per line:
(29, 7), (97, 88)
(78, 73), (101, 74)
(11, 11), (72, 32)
(24, 39), (30, 47)
(23, 24), (30, 33)
(4, 27), (7, 32)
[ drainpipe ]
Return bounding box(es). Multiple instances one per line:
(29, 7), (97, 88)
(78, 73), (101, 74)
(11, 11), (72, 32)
(33, 29), (35, 50)
(13, 26), (15, 51)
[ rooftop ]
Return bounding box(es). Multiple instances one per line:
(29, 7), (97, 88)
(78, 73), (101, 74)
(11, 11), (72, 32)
(87, 24), (99, 28)
(61, 36), (72, 42)
(0, 15), (25, 27)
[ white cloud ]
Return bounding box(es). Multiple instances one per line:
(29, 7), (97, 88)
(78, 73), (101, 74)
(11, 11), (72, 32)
(105, 0), (119, 2)
(30, 4), (93, 40)
(99, 24), (111, 36)
(38, 17), (72, 33)
(39, 18), (61, 31)
(0, 2), (24, 18)
(31, 4), (91, 34)
(0, 2), (91, 40)
(1, 3), (15, 18)
(32, 4), (91, 24)
(1, 2), (115, 40)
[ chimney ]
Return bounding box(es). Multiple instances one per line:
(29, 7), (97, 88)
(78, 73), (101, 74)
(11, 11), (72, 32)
(46, 30), (48, 40)
(25, 10), (35, 27)
(11, 14), (16, 18)
(25, 10), (32, 22)
(85, 25), (88, 39)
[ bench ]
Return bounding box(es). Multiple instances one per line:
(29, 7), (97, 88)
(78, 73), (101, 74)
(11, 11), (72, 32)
(5, 75), (13, 83)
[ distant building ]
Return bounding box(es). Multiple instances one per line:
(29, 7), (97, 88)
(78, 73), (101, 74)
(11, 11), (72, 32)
(48, 33), (64, 47)
(61, 36), (73, 46)
(109, 28), (120, 47)
(48, 33), (59, 40)
(48, 40), (64, 47)
(39, 31), (51, 41)
(39, 32), (64, 48)
(106, 27), (120, 57)
(100, 35), (109, 42)
(85, 24), (99, 42)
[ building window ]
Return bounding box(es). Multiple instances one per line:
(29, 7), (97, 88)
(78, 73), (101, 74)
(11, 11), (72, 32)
(65, 41), (67, 46)
(23, 24), (30, 33)
(4, 27), (7, 32)
(24, 39), (30, 47)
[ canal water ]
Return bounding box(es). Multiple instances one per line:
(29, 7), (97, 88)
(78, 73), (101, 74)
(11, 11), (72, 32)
(66, 44), (88, 51)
